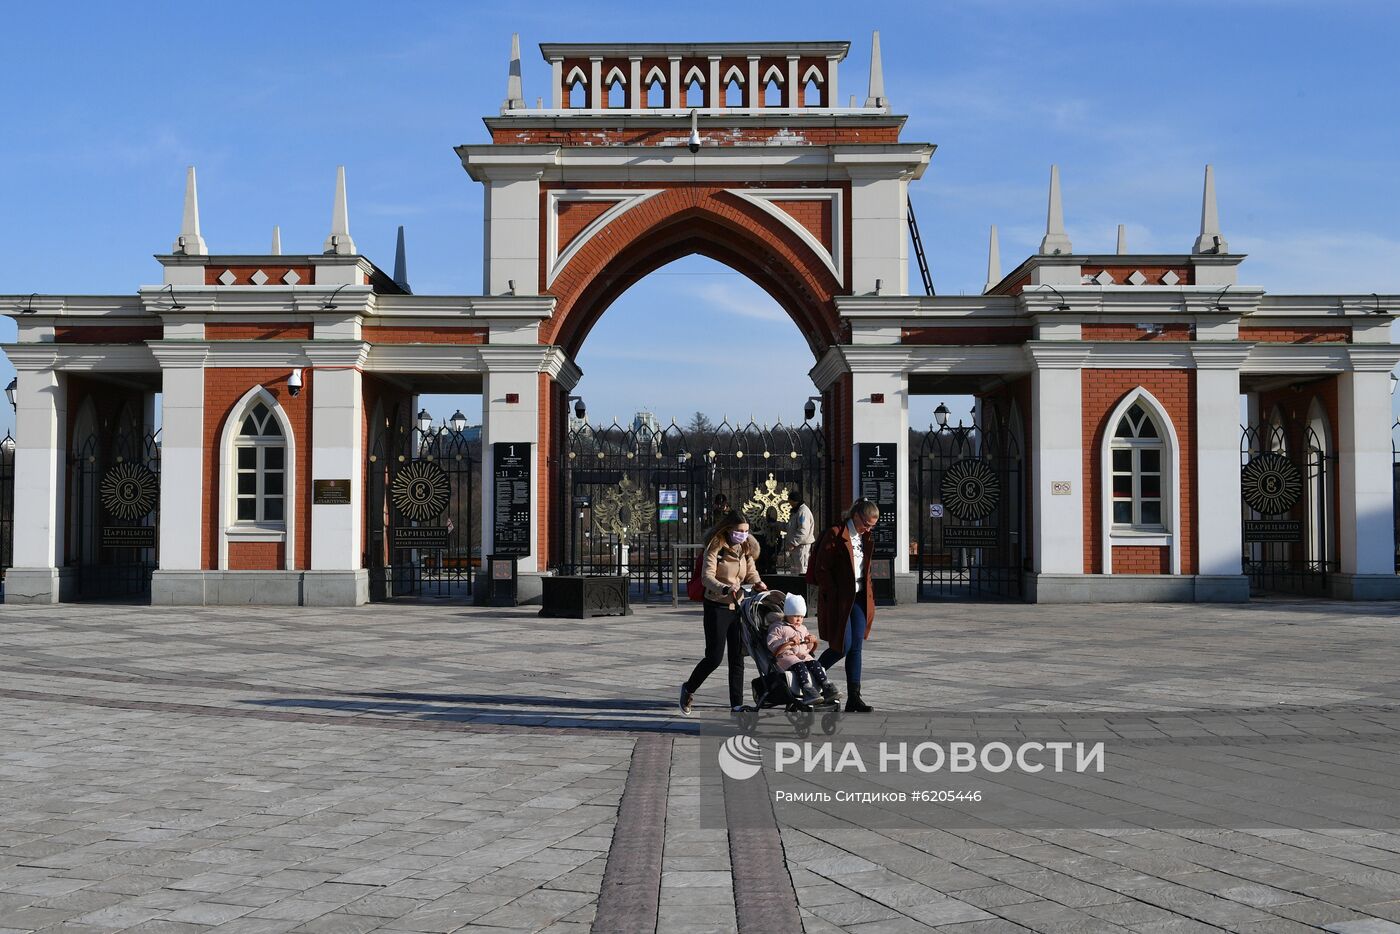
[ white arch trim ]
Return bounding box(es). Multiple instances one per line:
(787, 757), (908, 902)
(762, 64), (786, 85)
(644, 65), (667, 86)
(1099, 387), (1181, 575)
(545, 189), (664, 286)
(722, 65), (746, 85)
(802, 65), (826, 85)
(565, 66), (588, 87)
(217, 385), (296, 572)
(726, 188), (844, 283)
(683, 65), (707, 86)
(604, 66), (626, 87)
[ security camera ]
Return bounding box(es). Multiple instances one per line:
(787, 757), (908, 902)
(688, 109), (701, 154)
(688, 131), (701, 154)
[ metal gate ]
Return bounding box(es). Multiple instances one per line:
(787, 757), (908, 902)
(366, 417), (479, 601)
(1240, 420), (1334, 596)
(1, 433), (13, 600)
(1392, 418), (1399, 574)
(559, 418), (825, 599)
(71, 427), (160, 600)
(912, 414), (1024, 600)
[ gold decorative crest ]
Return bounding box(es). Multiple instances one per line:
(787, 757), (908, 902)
(100, 462), (158, 520)
(592, 476), (655, 537)
(741, 473), (791, 524)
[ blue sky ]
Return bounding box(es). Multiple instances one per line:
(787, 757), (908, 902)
(2, 0), (1398, 438)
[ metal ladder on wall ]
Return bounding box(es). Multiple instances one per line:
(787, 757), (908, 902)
(907, 197), (935, 296)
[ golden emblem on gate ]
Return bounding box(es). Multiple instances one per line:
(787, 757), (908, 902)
(592, 476), (655, 537)
(100, 462), (158, 520)
(1241, 453), (1302, 516)
(741, 473), (791, 524)
(391, 461), (451, 521)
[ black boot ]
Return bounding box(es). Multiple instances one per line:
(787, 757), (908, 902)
(845, 682), (873, 713)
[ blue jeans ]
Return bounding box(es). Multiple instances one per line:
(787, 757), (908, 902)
(818, 601), (865, 686)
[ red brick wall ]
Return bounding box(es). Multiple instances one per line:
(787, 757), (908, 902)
(902, 326), (1033, 345)
(1081, 324), (1193, 341)
(1111, 545), (1170, 574)
(1238, 326), (1351, 343)
(55, 326), (164, 344)
(772, 200), (832, 248)
(1081, 370), (1197, 575)
(360, 326), (488, 345)
(557, 201), (615, 253)
(541, 182), (846, 356)
(202, 370), (310, 571)
(205, 323), (313, 340)
(204, 266), (314, 286)
(824, 373), (854, 527)
(228, 541), (284, 570)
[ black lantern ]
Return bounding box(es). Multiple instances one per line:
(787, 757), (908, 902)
(450, 409), (467, 432)
(934, 402), (950, 428)
(5, 377), (15, 410)
(417, 408), (433, 434)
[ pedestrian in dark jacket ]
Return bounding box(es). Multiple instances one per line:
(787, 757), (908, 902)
(809, 499), (879, 712)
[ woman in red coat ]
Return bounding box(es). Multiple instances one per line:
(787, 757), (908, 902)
(811, 499), (879, 712)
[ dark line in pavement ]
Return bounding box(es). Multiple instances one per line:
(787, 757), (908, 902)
(594, 733), (672, 934)
(725, 770), (802, 933)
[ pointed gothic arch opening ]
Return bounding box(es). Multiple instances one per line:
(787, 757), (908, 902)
(217, 386), (296, 571)
(1100, 388), (1181, 575)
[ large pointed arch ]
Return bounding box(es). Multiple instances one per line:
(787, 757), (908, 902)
(543, 186), (846, 359)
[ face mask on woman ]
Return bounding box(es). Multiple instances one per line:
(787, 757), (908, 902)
(728, 531), (749, 545)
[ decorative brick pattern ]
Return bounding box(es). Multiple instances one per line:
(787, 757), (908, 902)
(1081, 265), (1193, 286)
(1081, 324), (1193, 342)
(203, 266), (314, 286)
(205, 323), (313, 341)
(202, 370), (310, 571)
(1238, 326), (1351, 344)
(541, 183), (847, 356)
(361, 326), (488, 345)
(1081, 370), (1196, 575)
(1111, 545), (1170, 574)
(901, 326), (1033, 345)
(495, 125), (900, 146)
(54, 326), (164, 344)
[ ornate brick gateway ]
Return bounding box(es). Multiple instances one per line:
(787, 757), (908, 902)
(2, 35), (1398, 605)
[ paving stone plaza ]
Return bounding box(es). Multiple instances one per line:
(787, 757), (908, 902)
(2, 601), (1399, 933)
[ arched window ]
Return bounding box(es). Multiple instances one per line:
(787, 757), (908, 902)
(607, 77), (626, 108)
(764, 78), (784, 107)
(686, 78), (704, 108)
(1110, 403), (1164, 530)
(234, 402), (285, 524)
(645, 68), (666, 108)
(568, 78), (587, 108)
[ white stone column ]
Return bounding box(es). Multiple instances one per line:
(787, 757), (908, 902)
(1333, 349), (1400, 598)
(480, 348), (545, 592)
(629, 56), (642, 108)
(589, 57), (602, 109)
(550, 58), (563, 108)
(6, 357), (68, 603)
(786, 56), (799, 106)
(482, 169), (542, 296)
(149, 344), (208, 605)
(1027, 346), (1089, 594)
(1190, 346), (1250, 600)
(846, 168), (909, 296)
(708, 56), (720, 106)
(668, 56), (681, 108)
(827, 56), (839, 107)
(305, 344), (368, 605)
(747, 56), (759, 107)
(846, 348), (914, 602)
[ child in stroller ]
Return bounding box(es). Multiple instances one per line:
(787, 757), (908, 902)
(738, 589), (840, 710)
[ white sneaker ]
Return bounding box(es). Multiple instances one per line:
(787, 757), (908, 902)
(679, 684), (694, 716)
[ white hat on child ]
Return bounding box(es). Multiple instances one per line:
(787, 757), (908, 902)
(783, 593), (806, 617)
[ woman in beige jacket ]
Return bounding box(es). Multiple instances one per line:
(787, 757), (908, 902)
(679, 511), (767, 714)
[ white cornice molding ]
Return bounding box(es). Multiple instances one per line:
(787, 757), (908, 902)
(1082, 344), (1196, 369)
(1240, 345), (1351, 374)
(0, 343), (159, 372)
(808, 346), (850, 391)
(0, 295), (147, 319)
(1347, 346), (1400, 372)
(543, 347), (583, 390)
(370, 294), (555, 320)
(839, 295), (1020, 319)
(478, 346), (553, 373)
(366, 345), (487, 373)
(727, 188), (843, 282)
(904, 345), (1030, 375)
(1189, 345), (1253, 370)
(1024, 343), (1093, 369)
(146, 342), (210, 368)
(303, 342), (370, 368)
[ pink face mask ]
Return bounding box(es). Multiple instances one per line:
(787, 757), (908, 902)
(728, 531), (749, 545)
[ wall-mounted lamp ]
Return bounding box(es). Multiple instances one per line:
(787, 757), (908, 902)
(5, 377), (16, 410)
(1040, 285), (1071, 312)
(1370, 293), (1389, 316)
(934, 402), (950, 428)
(417, 408), (433, 434)
(287, 368), (303, 398)
(1391, 370), (1398, 396)
(874, 278), (884, 295)
(568, 395), (586, 420)
(803, 395), (821, 422)
(161, 283), (187, 311)
(507, 279), (516, 295)
(450, 409), (467, 432)
(20, 293), (38, 315)
(321, 283), (347, 310)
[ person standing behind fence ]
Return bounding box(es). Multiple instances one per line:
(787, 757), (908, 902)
(678, 511), (767, 715)
(781, 489), (815, 573)
(810, 499), (878, 713)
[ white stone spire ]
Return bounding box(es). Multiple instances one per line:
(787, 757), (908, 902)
(271, 225), (282, 256)
(984, 224), (1001, 293)
(393, 225), (411, 293)
(502, 32), (525, 112)
(323, 166), (355, 255)
(172, 166), (208, 256)
(1116, 224), (1127, 255)
(1038, 164), (1073, 255)
(864, 30), (886, 109)
(1192, 164), (1228, 254)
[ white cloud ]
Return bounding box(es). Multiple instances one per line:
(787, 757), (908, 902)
(691, 281), (787, 323)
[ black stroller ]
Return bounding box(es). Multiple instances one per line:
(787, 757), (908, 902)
(737, 588), (839, 711)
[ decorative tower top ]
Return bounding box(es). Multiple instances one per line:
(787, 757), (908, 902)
(865, 30), (886, 109)
(1192, 164), (1228, 254)
(1039, 164), (1073, 256)
(984, 224), (1001, 294)
(173, 166), (208, 256)
(502, 32), (526, 113)
(323, 166), (355, 256)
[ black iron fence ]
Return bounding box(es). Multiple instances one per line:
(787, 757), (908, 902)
(366, 421), (481, 601)
(1240, 420), (1334, 596)
(559, 419), (826, 600)
(1, 433), (12, 600)
(1393, 418), (1398, 574)
(71, 428), (161, 600)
